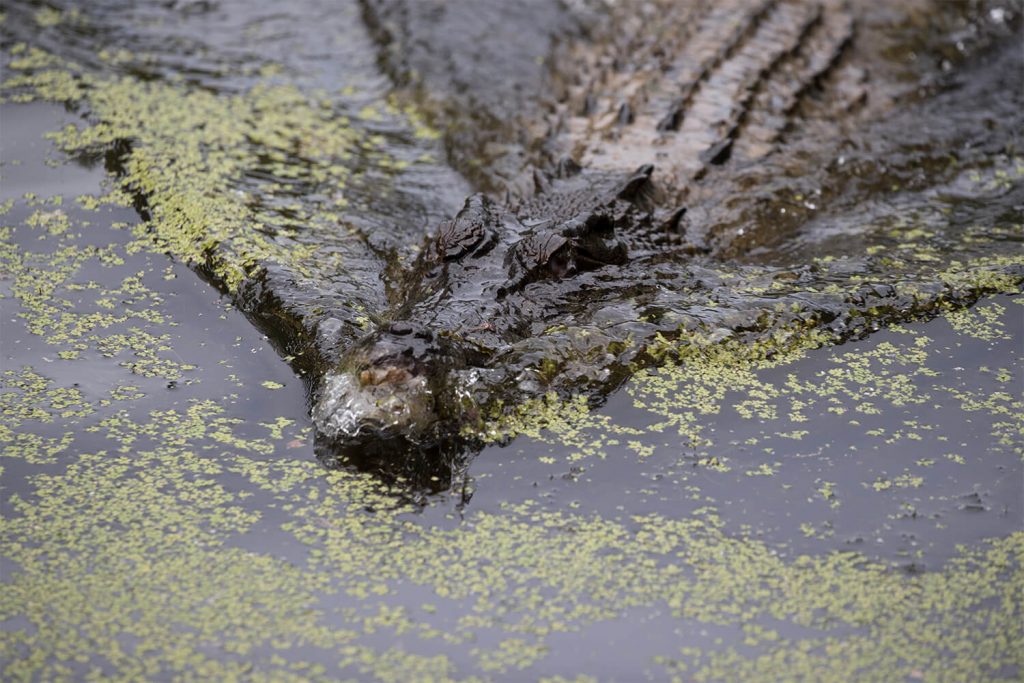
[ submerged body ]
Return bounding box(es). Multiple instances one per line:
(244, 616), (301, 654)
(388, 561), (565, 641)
(310, 1), (1024, 462)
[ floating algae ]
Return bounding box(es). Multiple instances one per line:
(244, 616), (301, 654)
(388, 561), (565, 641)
(1, 1), (1022, 678)
(1, 288), (1021, 679)
(0, 215), (1020, 677)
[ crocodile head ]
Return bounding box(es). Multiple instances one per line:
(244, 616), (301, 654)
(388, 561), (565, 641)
(310, 196), (510, 450)
(311, 166), (689, 450)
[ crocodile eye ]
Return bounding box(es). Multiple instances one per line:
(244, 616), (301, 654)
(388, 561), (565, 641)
(575, 233), (628, 270)
(512, 233), (570, 278)
(436, 194), (498, 261)
(500, 231), (572, 298)
(436, 219), (485, 260)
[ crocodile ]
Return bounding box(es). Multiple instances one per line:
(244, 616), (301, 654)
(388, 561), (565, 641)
(4, 0), (1017, 492)
(301, 0), (1023, 485)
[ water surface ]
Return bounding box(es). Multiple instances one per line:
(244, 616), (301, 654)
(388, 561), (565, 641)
(1, 1), (1021, 680)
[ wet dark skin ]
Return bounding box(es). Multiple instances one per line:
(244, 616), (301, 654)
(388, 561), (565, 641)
(306, 1), (1024, 488)
(313, 165), (703, 456)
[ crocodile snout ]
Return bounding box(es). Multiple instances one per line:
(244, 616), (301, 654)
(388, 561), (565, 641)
(312, 325), (448, 443)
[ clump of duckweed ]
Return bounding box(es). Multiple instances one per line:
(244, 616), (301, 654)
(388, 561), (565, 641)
(0, 44), (413, 294)
(0, 208), (193, 379)
(946, 300), (1011, 341)
(655, 531), (1021, 681)
(1, 367), (93, 425)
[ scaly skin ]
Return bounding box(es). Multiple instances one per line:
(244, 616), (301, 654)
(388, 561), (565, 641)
(309, 0), (1023, 476)
(313, 165), (705, 446)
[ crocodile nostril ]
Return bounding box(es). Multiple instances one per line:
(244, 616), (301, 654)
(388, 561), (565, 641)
(359, 367), (413, 386)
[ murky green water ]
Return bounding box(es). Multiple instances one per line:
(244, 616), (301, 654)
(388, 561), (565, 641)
(1, 1), (1022, 680)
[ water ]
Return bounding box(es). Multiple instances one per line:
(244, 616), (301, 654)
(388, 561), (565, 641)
(1, 1), (1022, 680)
